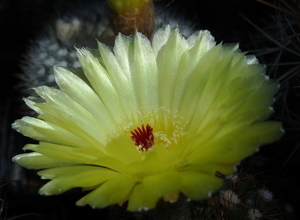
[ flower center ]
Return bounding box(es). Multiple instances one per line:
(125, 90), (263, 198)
(114, 108), (188, 151)
(130, 124), (154, 151)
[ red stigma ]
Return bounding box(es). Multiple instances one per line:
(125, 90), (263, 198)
(130, 124), (154, 151)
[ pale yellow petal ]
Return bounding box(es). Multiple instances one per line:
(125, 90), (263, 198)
(32, 86), (109, 145)
(23, 142), (96, 163)
(112, 33), (132, 77)
(127, 145), (164, 177)
(67, 67), (91, 86)
(176, 43), (274, 131)
(38, 165), (107, 179)
(76, 176), (137, 208)
(130, 32), (158, 111)
(12, 152), (78, 169)
(177, 162), (235, 176)
(76, 48), (124, 123)
(98, 30), (160, 114)
(179, 171), (223, 200)
(152, 25), (172, 55)
(53, 66), (115, 133)
(105, 136), (141, 164)
(143, 171), (182, 199)
(23, 143), (104, 164)
(38, 166), (121, 195)
(186, 121), (282, 165)
(92, 156), (132, 175)
(156, 28), (189, 110)
(12, 117), (88, 147)
(127, 183), (159, 211)
(171, 30), (216, 111)
(97, 42), (138, 114)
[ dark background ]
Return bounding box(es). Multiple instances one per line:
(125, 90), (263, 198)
(1, 0), (299, 219)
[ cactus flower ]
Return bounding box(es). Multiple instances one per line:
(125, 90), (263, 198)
(12, 26), (282, 211)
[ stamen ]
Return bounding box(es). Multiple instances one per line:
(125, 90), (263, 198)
(130, 124), (154, 151)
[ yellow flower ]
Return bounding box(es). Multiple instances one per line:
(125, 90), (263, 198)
(12, 26), (282, 211)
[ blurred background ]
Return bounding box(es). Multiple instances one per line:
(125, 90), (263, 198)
(1, 0), (299, 219)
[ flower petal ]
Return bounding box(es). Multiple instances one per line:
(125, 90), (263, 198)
(130, 32), (158, 111)
(23, 143), (103, 164)
(179, 171), (223, 200)
(143, 171), (182, 199)
(156, 28), (189, 110)
(38, 166), (121, 195)
(97, 42), (138, 114)
(127, 183), (159, 212)
(53, 66), (114, 134)
(105, 136), (141, 164)
(171, 30), (216, 111)
(186, 121), (282, 165)
(76, 48), (126, 123)
(32, 86), (110, 145)
(12, 116), (88, 147)
(76, 175), (137, 208)
(127, 144), (169, 177)
(12, 152), (78, 169)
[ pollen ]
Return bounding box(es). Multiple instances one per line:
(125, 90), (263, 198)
(114, 108), (188, 150)
(130, 124), (154, 151)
